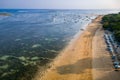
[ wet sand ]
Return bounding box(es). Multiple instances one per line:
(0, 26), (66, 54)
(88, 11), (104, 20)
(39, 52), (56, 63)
(34, 15), (120, 80)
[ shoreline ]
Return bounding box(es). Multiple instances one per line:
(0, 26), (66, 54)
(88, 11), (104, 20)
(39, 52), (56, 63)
(33, 15), (103, 80)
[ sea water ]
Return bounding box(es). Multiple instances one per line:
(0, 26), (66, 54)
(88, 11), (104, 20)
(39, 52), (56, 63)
(0, 9), (119, 79)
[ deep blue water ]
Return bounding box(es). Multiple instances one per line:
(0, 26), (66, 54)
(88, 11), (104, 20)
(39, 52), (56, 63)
(0, 9), (119, 79)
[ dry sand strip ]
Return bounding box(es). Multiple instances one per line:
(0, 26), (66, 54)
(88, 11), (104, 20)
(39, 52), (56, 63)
(34, 16), (103, 80)
(92, 17), (120, 80)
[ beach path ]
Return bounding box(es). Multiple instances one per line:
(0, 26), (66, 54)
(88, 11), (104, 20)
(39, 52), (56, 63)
(92, 17), (120, 80)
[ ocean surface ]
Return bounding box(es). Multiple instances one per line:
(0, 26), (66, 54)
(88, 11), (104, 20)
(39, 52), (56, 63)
(0, 9), (119, 79)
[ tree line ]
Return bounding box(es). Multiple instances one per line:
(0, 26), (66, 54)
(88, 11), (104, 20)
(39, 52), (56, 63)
(102, 12), (120, 42)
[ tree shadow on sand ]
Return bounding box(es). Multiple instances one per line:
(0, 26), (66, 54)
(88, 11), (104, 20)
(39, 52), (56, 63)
(56, 57), (92, 74)
(56, 56), (116, 75)
(56, 56), (120, 80)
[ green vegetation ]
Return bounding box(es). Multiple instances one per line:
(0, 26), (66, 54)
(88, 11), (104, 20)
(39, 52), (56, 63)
(0, 38), (65, 80)
(0, 65), (39, 80)
(0, 13), (11, 16)
(102, 12), (120, 42)
(0, 55), (51, 80)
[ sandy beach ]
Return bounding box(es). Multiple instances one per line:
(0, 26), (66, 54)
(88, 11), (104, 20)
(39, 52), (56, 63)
(92, 18), (120, 80)
(33, 15), (120, 80)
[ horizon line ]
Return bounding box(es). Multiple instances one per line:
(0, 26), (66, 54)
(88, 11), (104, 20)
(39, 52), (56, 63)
(0, 8), (120, 10)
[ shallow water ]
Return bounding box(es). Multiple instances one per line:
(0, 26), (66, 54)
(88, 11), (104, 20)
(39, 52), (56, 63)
(0, 9), (119, 79)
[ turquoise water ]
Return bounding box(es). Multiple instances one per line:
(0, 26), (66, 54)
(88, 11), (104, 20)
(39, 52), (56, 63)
(0, 9), (119, 79)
